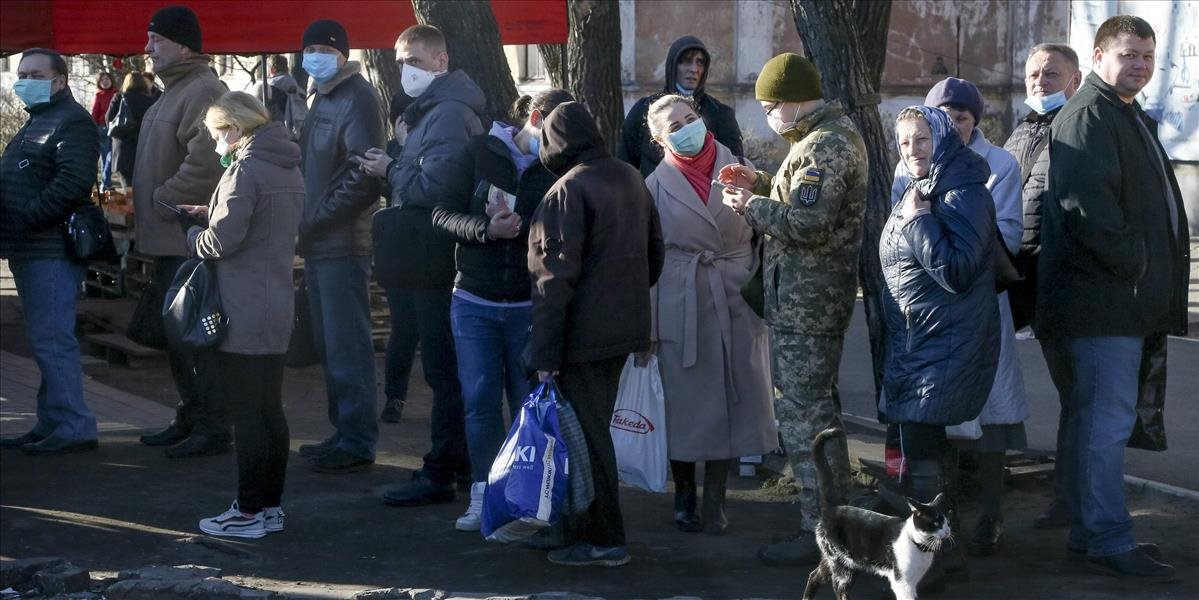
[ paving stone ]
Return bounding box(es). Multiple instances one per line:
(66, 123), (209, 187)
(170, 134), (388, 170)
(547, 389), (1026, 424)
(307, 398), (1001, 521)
(0, 557), (66, 589)
(116, 564), (223, 581)
(410, 589), (447, 600)
(44, 593), (100, 600)
(353, 589), (413, 600)
(528, 594), (604, 600)
(33, 564), (91, 595)
(106, 576), (275, 599)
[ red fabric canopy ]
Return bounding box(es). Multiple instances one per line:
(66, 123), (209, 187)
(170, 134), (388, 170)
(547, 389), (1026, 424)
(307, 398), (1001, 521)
(0, 0), (567, 54)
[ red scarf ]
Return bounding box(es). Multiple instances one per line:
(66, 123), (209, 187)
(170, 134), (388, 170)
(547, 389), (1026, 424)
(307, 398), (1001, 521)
(665, 132), (717, 204)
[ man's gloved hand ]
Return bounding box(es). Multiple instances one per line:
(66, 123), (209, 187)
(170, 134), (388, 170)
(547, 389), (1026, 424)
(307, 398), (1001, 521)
(176, 210), (201, 234)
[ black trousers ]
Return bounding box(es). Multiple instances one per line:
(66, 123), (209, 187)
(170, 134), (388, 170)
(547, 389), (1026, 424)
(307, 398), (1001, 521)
(214, 352), (289, 513)
(153, 256), (229, 437)
(557, 355), (628, 547)
(408, 284), (469, 484)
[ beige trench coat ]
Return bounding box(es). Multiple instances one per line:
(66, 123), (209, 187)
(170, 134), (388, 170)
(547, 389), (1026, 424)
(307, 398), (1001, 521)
(646, 142), (777, 462)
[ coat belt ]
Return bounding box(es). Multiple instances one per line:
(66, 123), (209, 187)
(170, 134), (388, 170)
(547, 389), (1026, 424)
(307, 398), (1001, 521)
(665, 245), (750, 378)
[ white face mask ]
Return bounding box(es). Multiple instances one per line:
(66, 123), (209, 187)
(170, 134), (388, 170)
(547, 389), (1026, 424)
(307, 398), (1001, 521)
(1024, 90), (1067, 115)
(767, 104), (802, 134)
(214, 132), (231, 156)
(401, 63), (438, 98)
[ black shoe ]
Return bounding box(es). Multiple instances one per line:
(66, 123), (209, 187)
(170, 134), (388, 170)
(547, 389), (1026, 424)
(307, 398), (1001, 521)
(298, 437), (336, 459)
(701, 460), (731, 536)
(1086, 547), (1175, 582)
(1070, 542), (1161, 562)
(383, 474), (456, 506)
(21, 437), (98, 455)
(758, 531), (820, 566)
(165, 433), (230, 458)
(1033, 501), (1071, 530)
(309, 448), (374, 474)
(1, 431), (45, 449)
(968, 515), (1003, 557)
(379, 398), (404, 423)
(140, 424), (191, 447)
(673, 481), (702, 532)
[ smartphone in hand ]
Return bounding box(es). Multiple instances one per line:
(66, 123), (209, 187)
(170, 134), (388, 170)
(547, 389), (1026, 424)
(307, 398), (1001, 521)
(155, 198), (183, 215)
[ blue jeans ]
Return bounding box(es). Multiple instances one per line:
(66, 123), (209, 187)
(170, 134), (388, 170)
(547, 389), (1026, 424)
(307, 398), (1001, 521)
(1041, 336), (1142, 557)
(99, 125), (112, 189)
(384, 287), (418, 402)
(9, 258), (97, 441)
(305, 256), (378, 459)
(451, 296), (532, 482)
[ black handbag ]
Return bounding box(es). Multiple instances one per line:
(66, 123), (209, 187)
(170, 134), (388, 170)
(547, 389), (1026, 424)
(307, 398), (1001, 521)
(994, 230), (1023, 292)
(284, 278), (321, 368)
(162, 258), (228, 350)
(66, 202), (117, 261)
(1128, 333), (1168, 451)
(107, 95), (137, 139)
(371, 205), (456, 289)
(741, 233), (765, 319)
(126, 279), (169, 350)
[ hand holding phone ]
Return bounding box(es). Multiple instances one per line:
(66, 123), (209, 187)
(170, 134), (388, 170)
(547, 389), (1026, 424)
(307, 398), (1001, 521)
(155, 198), (183, 215)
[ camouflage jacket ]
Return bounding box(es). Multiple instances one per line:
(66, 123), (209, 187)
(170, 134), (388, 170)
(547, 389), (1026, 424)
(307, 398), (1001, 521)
(743, 101), (867, 335)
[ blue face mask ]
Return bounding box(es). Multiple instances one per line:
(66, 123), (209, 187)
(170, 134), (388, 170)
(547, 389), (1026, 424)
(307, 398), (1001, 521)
(13, 78), (53, 107)
(303, 53), (339, 84)
(529, 134), (541, 159)
(667, 118), (707, 157)
(1024, 90), (1067, 115)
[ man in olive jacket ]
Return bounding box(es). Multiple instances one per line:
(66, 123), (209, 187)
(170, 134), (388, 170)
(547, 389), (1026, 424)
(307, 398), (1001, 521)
(527, 102), (663, 567)
(721, 54), (868, 566)
(294, 19), (385, 475)
(0, 48), (100, 455)
(133, 5), (230, 458)
(1036, 16), (1187, 582)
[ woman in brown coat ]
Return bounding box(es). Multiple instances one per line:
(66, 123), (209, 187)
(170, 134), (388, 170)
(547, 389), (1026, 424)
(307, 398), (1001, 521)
(179, 92), (304, 539)
(644, 95), (776, 534)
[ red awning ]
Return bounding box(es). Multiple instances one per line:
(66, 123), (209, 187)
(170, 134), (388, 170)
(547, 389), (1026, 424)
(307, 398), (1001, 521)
(0, 0), (567, 55)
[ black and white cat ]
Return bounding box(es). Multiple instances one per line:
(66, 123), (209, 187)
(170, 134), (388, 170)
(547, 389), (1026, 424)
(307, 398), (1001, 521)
(802, 428), (952, 600)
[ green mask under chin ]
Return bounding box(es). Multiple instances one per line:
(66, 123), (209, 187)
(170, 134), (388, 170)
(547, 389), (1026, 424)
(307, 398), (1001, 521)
(219, 153), (234, 168)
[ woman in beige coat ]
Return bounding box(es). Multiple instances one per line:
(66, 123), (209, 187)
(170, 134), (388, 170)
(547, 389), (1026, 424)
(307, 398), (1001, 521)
(179, 92), (304, 539)
(644, 95), (776, 535)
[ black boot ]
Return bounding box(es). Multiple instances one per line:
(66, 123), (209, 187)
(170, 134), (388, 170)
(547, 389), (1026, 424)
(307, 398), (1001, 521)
(702, 459), (731, 535)
(670, 460), (702, 532)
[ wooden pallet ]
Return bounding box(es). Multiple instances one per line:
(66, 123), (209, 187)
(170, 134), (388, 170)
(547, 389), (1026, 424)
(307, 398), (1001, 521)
(84, 261), (125, 298)
(83, 332), (166, 368)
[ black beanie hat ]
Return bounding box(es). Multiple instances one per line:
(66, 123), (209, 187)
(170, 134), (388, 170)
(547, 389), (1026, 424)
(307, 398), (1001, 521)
(148, 5), (202, 53)
(302, 20), (350, 57)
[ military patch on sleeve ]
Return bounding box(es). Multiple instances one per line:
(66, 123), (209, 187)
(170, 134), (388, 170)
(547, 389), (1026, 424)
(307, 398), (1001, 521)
(792, 168), (824, 206)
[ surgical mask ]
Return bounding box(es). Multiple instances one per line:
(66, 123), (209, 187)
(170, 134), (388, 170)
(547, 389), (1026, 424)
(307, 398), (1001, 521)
(667, 119), (707, 156)
(675, 83), (695, 97)
(214, 132), (236, 168)
(767, 104), (801, 135)
(303, 53), (339, 84)
(401, 63), (438, 98)
(1024, 90), (1067, 115)
(13, 78), (53, 107)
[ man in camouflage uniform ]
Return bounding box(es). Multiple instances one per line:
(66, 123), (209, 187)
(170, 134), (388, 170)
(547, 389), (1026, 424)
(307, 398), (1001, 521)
(720, 53), (867, 566)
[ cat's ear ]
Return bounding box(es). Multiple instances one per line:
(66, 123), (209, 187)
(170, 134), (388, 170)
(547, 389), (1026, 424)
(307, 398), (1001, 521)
(928, 493), (947, 511)
(905, 497), (923, 515)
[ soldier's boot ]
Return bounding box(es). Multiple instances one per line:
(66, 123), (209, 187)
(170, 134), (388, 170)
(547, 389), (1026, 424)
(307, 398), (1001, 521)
(702, 459), (731, 535)
(670, 460), (702, 532)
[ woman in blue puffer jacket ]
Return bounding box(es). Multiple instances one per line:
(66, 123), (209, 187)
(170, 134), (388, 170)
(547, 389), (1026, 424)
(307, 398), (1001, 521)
(880, 105), (999, 509)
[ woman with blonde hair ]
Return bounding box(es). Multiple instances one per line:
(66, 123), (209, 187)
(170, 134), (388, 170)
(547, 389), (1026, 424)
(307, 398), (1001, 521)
(183, 91), (305, 538)
(643, 94), (775, 535)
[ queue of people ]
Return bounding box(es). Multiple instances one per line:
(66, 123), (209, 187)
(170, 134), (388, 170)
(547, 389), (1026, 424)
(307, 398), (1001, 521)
(0, 4), (1187, 584)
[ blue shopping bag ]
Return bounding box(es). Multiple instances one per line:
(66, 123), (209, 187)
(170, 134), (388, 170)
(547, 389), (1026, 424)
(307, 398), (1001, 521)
(481, 380), (570, 542)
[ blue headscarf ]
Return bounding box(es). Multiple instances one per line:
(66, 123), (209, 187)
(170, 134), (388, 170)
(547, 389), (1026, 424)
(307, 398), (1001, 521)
(895, 105), (956, 181)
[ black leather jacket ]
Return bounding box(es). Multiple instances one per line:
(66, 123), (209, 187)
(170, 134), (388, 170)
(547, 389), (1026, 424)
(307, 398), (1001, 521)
(0, 89), (99, 259)
(298, 64), (384, 259)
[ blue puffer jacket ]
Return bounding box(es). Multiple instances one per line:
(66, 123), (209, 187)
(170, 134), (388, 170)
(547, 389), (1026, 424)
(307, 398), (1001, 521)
(880, 136), (999, 426)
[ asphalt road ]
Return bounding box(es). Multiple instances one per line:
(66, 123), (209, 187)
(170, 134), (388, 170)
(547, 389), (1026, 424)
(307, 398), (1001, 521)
(836, 301), (1199, 492)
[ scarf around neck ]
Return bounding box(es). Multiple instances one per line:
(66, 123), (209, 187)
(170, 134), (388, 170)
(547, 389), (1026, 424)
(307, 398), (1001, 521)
(664, 131), (717, 204)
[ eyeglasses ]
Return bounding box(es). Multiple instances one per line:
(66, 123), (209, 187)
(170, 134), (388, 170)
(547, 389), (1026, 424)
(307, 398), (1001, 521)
(763, 102), (780, 115)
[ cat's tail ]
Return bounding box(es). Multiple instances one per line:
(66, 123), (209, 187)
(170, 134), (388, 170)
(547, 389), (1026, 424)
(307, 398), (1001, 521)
(812, 427), (846, 528)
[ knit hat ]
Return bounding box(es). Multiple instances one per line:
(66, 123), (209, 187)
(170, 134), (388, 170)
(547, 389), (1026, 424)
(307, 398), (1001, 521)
(924, 77), (984, 125)
(302, 20), (350, 57)
(755, 53), (823, 102)
(147, 6), (202, 53)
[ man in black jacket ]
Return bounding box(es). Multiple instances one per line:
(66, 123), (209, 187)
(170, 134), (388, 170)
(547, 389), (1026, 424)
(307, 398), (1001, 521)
(358, 24), (483, 506)
(295, 19), (385, 474)
(1037, 15), (1188, 582)
(0, 48), (100, 455)
(617, 36), (742, 177)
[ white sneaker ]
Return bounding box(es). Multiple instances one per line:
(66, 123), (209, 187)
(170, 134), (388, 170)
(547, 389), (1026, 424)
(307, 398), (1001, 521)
(199, 501), (267, 539)
(263, 506), (284, 532)
(455, 482), (486, 531)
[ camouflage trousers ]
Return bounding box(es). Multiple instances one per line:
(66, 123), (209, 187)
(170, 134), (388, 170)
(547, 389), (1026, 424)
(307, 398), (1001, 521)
(771, 331), (852, 532)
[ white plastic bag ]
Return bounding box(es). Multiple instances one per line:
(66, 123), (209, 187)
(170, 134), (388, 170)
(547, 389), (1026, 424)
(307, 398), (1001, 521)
(610, 354), (668, 492)
(946, 417), (982, 440)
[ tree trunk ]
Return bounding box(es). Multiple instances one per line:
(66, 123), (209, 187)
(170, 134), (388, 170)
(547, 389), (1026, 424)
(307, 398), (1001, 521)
(790, 0), (893, 407)
(363, 48), (402, 130)
(411, 0), (519, 125)
(561, 0), (623, 154)
(537, 43), (568, 89)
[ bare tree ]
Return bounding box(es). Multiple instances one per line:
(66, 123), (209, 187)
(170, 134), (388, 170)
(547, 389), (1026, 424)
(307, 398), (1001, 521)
(411, 0), (519, 125)
(789, 0), (893, 404)
(537, 43), (567, 89)
(363, 48), (403, 125)
(562, 0), (623, 154)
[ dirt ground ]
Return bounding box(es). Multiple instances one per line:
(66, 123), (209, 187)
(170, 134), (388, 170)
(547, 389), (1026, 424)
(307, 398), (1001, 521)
(1, 294), (1197, 599)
